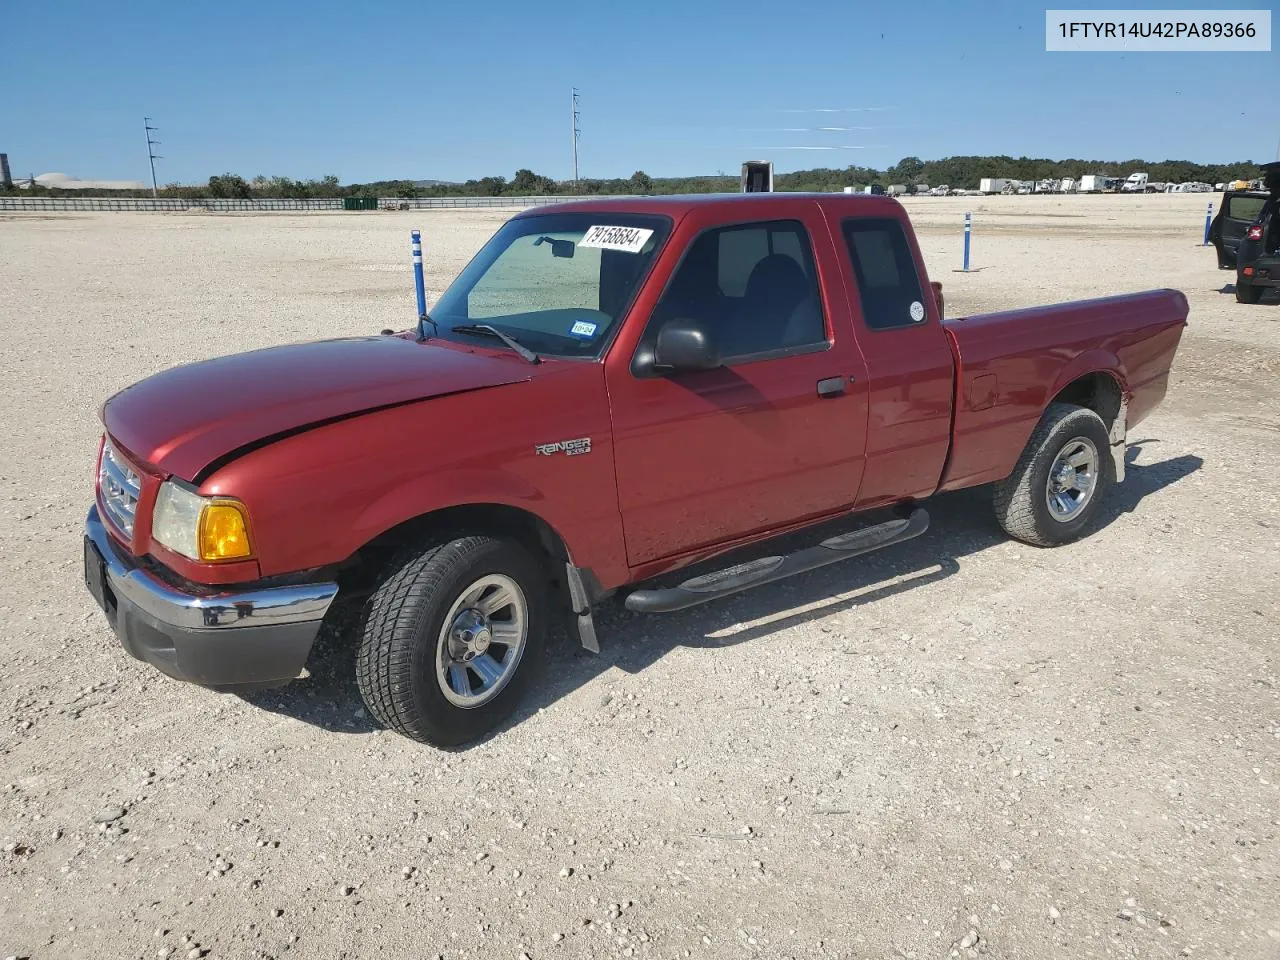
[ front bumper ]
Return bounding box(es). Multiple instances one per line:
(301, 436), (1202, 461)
(83, 505), (338, 688)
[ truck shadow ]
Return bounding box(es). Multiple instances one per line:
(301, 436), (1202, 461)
(1218, 283), (1280, 303)
(238, 446), (1202, 742)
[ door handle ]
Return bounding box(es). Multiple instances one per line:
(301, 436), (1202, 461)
(816, 376), (847, 398)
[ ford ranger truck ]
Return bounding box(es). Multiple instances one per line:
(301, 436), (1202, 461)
(83, 193), (1188, 747)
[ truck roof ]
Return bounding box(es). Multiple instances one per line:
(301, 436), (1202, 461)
(513, 192), (905, 219)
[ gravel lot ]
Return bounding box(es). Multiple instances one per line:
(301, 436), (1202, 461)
(2, 194), (1278, 960)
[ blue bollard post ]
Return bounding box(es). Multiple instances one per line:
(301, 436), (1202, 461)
(411, 229), (426, 319)
(1202, 202), (1213, 246)
(963, 212), (971, 272)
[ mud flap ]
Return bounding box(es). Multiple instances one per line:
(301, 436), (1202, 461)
(1110, 395), (1128, 483)
(564, 562), (599, 653)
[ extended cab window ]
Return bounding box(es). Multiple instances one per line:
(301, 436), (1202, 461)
(841, 217), (928, 331)
(650, 219), (825, 361)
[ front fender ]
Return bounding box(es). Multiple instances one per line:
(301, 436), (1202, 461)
(203, 362), (629, 586)
(351, 467), (549, 549)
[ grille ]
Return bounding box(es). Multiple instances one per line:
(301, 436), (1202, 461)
(99, 438), (141, 538)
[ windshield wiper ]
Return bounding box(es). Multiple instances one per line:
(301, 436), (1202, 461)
(450, 324), (541, 364)
(416, 313), (439, 342)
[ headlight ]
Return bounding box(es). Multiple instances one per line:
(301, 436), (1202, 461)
(152, 481), (255, 562)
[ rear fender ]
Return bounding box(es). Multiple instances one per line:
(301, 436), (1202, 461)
(1047, 355), (1130, 483)
(1047, 352), (1129, 414)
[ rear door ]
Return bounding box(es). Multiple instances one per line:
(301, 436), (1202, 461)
(1212, 191), (1268, 267)
(823, 207), (956, 509)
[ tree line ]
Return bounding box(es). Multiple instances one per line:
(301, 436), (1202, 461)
(2, 156), (1266, 199)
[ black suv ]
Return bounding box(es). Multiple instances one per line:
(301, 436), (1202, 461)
(1209, 162), (1279, 304)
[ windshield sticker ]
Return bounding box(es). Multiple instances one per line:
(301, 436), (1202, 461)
(569, 320), (598, 339)
(909, 300), (926, 322)
(578, 225), (655, 253)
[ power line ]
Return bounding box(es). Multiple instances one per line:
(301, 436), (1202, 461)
(144, 117), (162, 199)
(571, 88), (581, 190)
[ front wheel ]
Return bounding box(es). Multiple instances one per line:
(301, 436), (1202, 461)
(993, 403), (1115, 547)
(356, 536), (548, 746)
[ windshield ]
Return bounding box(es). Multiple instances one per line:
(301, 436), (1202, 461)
(430, 211), (673, 358)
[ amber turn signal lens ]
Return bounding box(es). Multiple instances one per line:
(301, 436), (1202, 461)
(199, 502), (253, 561)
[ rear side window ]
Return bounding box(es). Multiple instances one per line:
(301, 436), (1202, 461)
(1226, 195), (1266, 223)
(841, 217), (927, 331)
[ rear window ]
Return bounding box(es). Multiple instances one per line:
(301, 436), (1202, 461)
(1226, 195), (1267, 223)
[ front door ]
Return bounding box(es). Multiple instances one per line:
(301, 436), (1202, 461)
(606, 209), (870, 566)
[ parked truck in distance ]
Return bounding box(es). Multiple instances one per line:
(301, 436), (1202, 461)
(979, 178), (1008, 195)
(83, 193), (1189, 747)
(1122, 172), (1166, 194)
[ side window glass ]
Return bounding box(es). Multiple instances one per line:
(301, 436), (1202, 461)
(650, 219), (825, 363)
(716, 228), (768, 296)
(841, 217), (927, 331)
(768, 229), (805, 266)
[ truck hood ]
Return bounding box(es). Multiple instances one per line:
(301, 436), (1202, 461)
(103, 335), (532, 481)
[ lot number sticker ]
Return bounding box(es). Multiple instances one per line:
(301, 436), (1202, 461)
(569, 320), (598, 338)
(909, 301), (925, 322)
(579, 225), (655, 253)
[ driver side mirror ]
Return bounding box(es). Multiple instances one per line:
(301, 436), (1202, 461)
(654, 318), (721, 373)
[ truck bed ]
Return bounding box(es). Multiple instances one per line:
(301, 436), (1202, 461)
(937, 289), (1188, 492)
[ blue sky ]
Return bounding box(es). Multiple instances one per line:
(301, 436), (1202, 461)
(2, 0), (1276, 184)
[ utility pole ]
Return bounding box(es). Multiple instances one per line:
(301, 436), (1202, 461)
(570, 88), (580, 191)
(144, 117), (161, 198)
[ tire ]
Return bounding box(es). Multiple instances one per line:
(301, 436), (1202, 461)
(356, 536), (548, 747)
(1235, 281), (1263, 304)
(993, 403), (1114, 547)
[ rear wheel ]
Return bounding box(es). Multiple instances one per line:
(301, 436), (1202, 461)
(355, 536), (548, 746)
(1235, 280), (1263, 304)
(993, 403), (1114, 547)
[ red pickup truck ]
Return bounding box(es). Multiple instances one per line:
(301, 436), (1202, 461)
(84, 193), (1187, 746)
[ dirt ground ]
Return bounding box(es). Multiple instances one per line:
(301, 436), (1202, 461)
(1, 193), (1277, 960)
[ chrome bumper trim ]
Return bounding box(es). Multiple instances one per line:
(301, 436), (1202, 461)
(86, 506), (338, 630)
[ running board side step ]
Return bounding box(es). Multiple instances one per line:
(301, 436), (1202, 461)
(623, 508), (930, 614)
